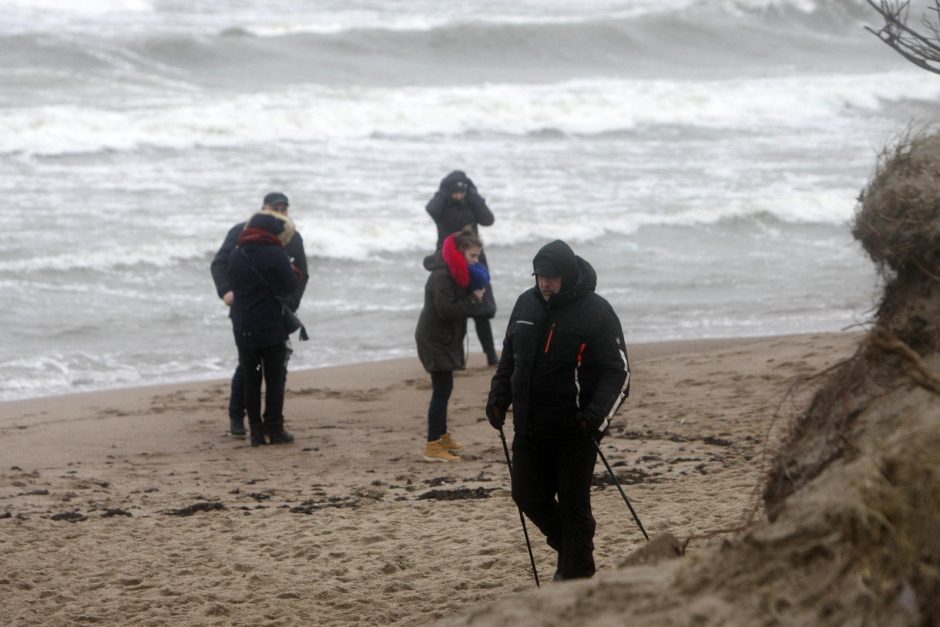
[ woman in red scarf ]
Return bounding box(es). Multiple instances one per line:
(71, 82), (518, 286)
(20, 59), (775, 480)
(227, 211), (301, 447)
(415, 226), (488, 462)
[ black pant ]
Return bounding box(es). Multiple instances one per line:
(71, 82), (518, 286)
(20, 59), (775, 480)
(511, 435), (598, 579)
(229, 363), (246, 421)
(238, 342), (288, 430)
(230, 343), (291, 421)
(427, 370), (453, 442)
(473, 316), (497, 362)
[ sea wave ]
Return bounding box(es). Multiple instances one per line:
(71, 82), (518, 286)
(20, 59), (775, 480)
(0, 0), (877, 91)
(1, 71), (935, 157)
(235, 0), (863, 36)
(0, 196), (857, 273)
(0, 0), (151, 14)
(0, 240), (211, 273)
(0, 350), (231, 402)
(0, 0), (868, 36)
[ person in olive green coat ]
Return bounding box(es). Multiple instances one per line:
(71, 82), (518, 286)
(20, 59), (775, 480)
(415, 226), (487, 462)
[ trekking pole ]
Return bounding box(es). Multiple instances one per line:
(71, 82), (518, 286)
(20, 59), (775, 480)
(498, 427), (540, 588)
(593, 440), (650, 541)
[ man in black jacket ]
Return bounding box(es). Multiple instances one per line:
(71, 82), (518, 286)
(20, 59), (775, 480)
(210, 192), (309, 437)
(486, 240), (630, 580)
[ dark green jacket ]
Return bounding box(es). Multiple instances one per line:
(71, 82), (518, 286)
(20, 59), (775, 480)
(415, 252), (484, 372)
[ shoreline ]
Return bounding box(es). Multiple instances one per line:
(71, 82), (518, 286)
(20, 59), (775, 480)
(0, 330), (853, 409)
(2, 331), (863, 625)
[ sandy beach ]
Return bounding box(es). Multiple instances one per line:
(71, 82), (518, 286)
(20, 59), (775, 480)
(1, 332), (862, 625)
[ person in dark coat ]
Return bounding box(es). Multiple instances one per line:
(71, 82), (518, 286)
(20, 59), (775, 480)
(426, 171), (499, 365)
(415, 226), (488, 462)
(486, 240), (630, 580)
(210, 192), (308, 437)
(228, 210), (301, 447)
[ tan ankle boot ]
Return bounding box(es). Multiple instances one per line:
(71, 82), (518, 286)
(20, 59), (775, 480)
(440, 432), (463, 451)
(423, 438), (461, 462)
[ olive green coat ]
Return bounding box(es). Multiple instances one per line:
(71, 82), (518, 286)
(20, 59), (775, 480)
(415, 253), (482, 372)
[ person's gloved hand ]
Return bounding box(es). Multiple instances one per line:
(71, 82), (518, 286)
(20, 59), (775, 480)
(579, 412), (606, 443)
(486, 399), (506, 430)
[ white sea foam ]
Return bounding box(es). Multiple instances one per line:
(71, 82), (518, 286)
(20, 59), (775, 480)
(0, 0), (151, 14)
(2, 71), (936, 157)
(0, 240), (210, 273)
(0, 0), (853, 37)
(0, 197), (852, 277)
(238, 2), (694, 37)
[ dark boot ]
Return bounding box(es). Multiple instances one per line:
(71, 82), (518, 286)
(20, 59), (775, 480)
(265, 420), (294, 445)
(249, 420), (266, 447)
(229, 416), (247, 438)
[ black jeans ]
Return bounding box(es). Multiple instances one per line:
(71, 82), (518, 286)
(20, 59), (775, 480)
(427, 370), (454, 442)
(511, 434), (598, 579)
(473, 316), (497, 361)
(230, 342), (291, 420)
(238, 342), (288, 429)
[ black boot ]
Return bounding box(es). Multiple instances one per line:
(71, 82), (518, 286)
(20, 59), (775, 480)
(265, 420), (294, 445)
(229, 416), (247, 438)
(249, 420), (266, 447)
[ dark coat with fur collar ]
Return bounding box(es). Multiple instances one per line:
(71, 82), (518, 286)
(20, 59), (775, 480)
(211, 221), (308, 312)
(415, 243), (485, 372)
(228, 242), (299, 351)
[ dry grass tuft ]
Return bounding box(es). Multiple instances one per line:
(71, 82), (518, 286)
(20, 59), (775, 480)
(854, 131), (940, 280)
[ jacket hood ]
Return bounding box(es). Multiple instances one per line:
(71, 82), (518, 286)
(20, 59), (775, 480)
(438, 170), (473, 196)
(532, 239), (596, 304)
(423, 251), (445, 272)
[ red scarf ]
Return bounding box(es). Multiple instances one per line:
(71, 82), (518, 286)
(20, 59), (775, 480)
(238, 227), (283, 247)
(442, 234), (469, 288)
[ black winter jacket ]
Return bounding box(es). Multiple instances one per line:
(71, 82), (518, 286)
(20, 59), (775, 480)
(210, 221), (308, 312)
(228, 242), (300, 351)
(489, 241), (630, 439)
(415, 252), (486, 372)
(426, 171), (496, 318)
(426, 171), (495, 250)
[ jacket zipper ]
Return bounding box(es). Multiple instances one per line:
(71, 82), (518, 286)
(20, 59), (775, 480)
(544, 323), (555, 354)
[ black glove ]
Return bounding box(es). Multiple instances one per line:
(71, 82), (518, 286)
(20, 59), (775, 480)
(486, 399), (506, 430)
(579, 412), (606, 443)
